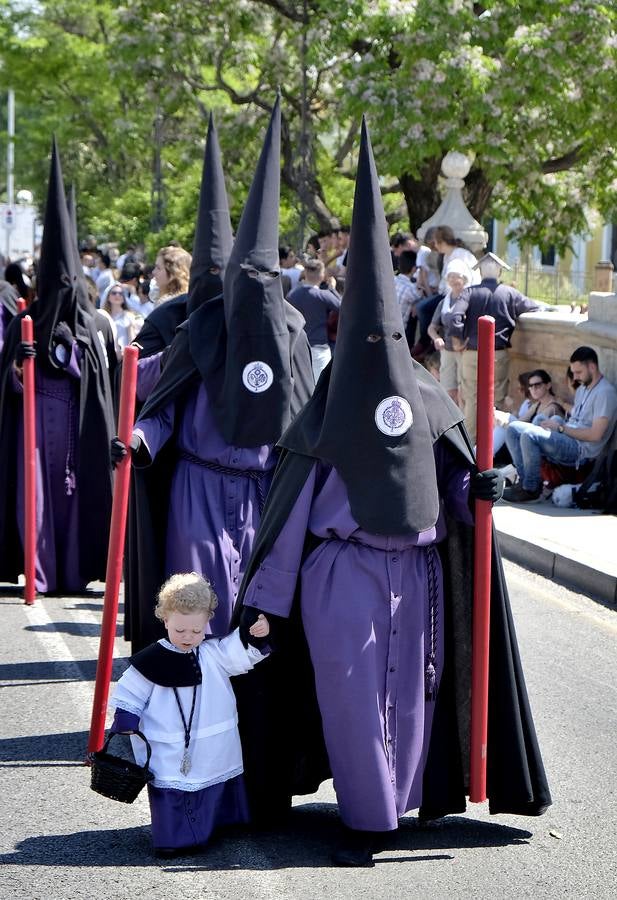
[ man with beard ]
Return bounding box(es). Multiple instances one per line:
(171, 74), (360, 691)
(233, 120), (551, 867)
(0, 141), (114, 594)
(113, 96), (313, 651)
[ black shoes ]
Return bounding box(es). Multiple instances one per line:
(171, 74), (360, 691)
(331, 827), (392, 867)
(503, 484), (542, 503)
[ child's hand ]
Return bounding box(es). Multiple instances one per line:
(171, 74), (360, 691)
(248, 613), (269, 638)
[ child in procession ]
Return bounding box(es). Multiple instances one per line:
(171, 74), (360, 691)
(110, 571), (270, 857)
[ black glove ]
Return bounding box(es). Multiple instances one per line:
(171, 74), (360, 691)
(53, 321), (74, 352)
(110, 434), (141, 468)
(470, 468), (505, 503)
(15, 341), (36, 365)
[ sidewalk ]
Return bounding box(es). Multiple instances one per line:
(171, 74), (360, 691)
(493, 499), (617, 606)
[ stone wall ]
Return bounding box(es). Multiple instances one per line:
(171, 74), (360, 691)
(509, 294), (617, 403)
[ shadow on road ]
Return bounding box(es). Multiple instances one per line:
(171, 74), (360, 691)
(24, 621), (121, 638)
(0, 729), (92, 763)
(0, 804), (533, 870)
(0, 657), (129, 686)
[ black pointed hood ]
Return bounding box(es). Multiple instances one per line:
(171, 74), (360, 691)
(198, 94), (299, 447)
(186, 114), (233, 316)
(33, 140), (92, 368)
(66, 181), (93, 316)
(280, 118), (463, 534)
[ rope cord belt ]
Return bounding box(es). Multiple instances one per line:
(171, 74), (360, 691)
(177, 449), (268, 513)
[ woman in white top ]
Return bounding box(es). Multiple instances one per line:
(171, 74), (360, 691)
(411, 225), (478, 360)
(433, 225), (480, 292)
(102, 283), (142, 357)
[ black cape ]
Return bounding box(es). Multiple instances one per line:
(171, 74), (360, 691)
(230, 426), (552, 822)
(0, 308), (115, 585)
(132, 294), (188, 359)
(123, 295), (314, 652)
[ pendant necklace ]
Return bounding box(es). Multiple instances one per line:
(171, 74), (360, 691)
(172, 647), (199, 776)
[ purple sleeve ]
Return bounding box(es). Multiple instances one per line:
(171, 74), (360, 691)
(436, 440), (474, 525)
(65, 342), (82, 379)
(110, 709), (141, 733)
(243, 464), (317, 618)
(136, 351), (164, 402)
(133, 399), (176, 466)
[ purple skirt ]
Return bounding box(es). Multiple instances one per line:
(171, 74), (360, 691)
(148, 774), (250, 850)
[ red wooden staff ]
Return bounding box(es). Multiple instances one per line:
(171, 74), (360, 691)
(470, 315), (495, 802)
(21, 315), (37, 606)
(88, 346), (139, 754)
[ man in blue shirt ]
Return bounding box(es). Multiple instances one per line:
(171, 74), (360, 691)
(504, 346), (617, 502)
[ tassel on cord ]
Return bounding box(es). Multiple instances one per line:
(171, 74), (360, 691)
(425, 548), (439, 702)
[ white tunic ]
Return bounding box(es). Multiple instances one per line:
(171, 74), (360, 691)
(111, 630), (266, 792)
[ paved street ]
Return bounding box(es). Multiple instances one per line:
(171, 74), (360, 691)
(1, 561), (615, 900)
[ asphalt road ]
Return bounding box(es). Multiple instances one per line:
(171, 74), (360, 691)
(1, 561), (615, 900)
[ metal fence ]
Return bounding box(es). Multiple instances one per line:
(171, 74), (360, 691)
(508, 263), (596, 306)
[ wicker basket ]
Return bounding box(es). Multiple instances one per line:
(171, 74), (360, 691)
(89, 731), (154, 804)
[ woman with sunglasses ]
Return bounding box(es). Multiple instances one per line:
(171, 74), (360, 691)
(519, 370), (565, 422)
(102, 283), (142, 357)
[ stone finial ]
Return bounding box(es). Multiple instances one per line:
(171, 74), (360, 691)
(593, 260), (614, 293)
(417, 151), (488, 255)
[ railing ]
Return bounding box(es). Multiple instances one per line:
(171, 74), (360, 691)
(508, 263), (598, 306)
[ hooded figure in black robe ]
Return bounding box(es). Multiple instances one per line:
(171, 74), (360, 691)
(119, 96), (313, 651)
(0, 279), (20, 355)
(66, 184), (118, 382)
(0, 140), (114, 593)
(230, 119), (550, 866)
(132, 114), (233, 370)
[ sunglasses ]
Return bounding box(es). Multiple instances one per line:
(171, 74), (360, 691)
(109, 290), (124, 296)
(528, 381), (546, 388)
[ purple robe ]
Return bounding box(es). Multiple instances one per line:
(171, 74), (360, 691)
(136, 351), (164, 403)
(243, 447), (472, 831)
(14, 344), (86, 593)
(134, 382), (276, 634)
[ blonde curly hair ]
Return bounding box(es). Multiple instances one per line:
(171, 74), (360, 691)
(154, 572), (218, 621)
(156, 245), (192, 298)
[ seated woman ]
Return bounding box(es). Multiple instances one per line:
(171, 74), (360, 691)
(494, 370), (565, 464)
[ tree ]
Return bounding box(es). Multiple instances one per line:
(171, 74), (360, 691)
(1, 0), (616, 255)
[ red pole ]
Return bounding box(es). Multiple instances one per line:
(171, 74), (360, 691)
(21, 316), (37, 606)
(469, 315), (495, 802)
(87, 346), (138, 754)
(16, 298), (26, 313)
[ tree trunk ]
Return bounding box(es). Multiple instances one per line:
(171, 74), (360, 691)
(280, 113), (339, 231)
(465, 168), (494, 222)
(399, 159), (443, 235)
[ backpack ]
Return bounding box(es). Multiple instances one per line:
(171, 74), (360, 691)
(574, 423), (617, 513)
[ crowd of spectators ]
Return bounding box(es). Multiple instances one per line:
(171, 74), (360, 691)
(4, 219), (616, 509)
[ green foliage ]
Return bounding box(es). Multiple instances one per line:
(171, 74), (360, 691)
(0, 0), (616, 258)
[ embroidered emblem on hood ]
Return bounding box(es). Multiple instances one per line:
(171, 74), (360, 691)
(375, 396), (412, 436)
(242, 360), (274, 393)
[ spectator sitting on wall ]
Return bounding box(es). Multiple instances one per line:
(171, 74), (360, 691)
(503, 346), (617, 503)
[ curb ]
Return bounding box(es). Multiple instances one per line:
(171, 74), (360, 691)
(496, 530), (617, 607)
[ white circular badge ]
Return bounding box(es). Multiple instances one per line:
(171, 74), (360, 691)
(375, 396), (413, 436)
(242, 361), (274, 394)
